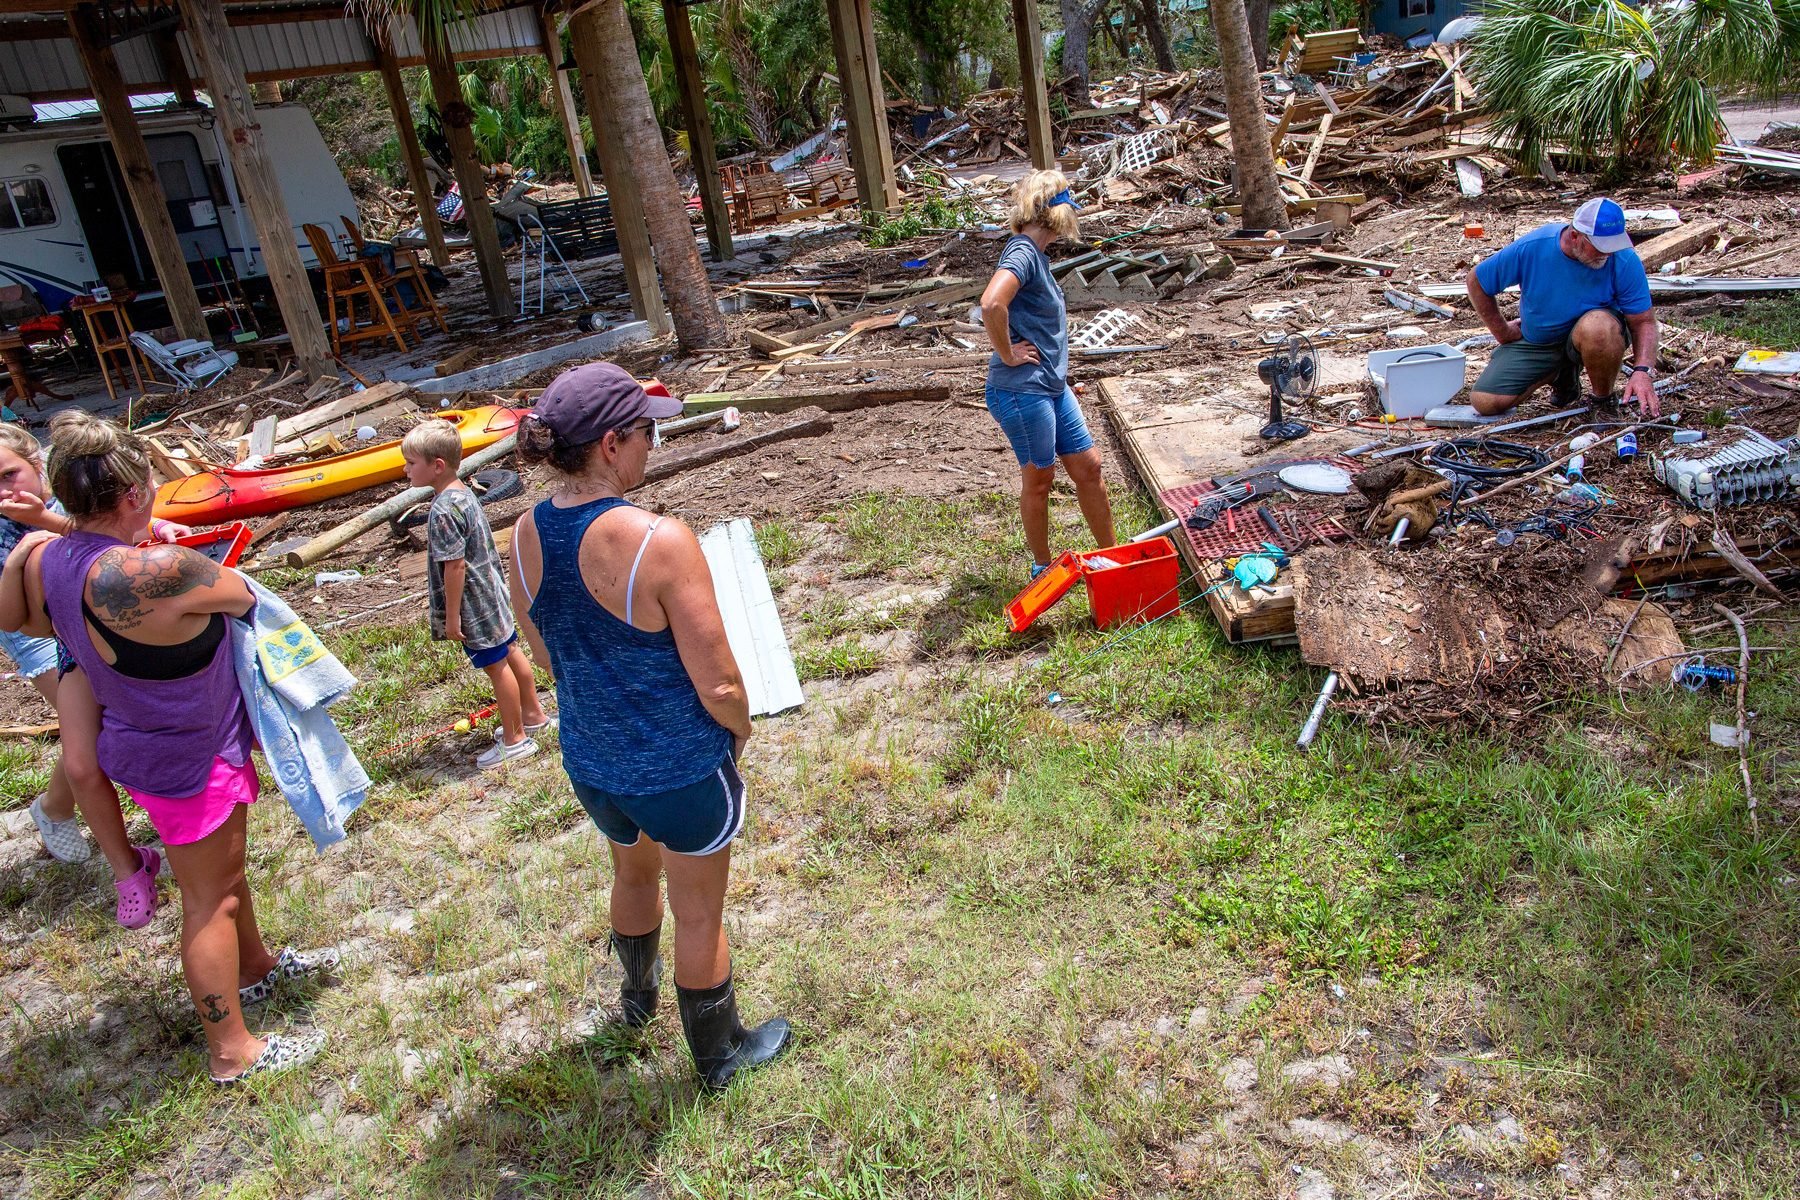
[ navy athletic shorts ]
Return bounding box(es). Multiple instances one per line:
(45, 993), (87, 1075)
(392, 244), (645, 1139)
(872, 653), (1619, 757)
(570, 753), (745, 856)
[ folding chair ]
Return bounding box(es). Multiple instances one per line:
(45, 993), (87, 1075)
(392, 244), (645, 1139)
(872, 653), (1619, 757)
(129, 331), (239, 392)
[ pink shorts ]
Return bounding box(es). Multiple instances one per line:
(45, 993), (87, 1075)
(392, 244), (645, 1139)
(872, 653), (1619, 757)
(121, 756), (260, 846)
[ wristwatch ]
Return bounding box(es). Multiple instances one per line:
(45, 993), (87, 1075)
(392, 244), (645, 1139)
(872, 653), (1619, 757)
(1628, 364), (1653, 376)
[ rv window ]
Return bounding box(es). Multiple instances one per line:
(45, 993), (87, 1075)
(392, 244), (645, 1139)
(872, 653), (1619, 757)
(0, 179), (55, 229)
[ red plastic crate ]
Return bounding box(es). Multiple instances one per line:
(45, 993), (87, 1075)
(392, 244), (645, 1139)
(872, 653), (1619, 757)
(1082, 537), (1180, 629)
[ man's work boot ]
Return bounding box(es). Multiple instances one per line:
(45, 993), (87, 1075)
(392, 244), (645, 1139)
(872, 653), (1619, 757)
(677, 972), (792, 1091)
(610, 926), (662, 1028)
(1552, 359), (1581, 407)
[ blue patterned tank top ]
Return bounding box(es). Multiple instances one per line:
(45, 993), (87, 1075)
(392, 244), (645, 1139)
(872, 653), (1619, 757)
(526, 495), (731, 795)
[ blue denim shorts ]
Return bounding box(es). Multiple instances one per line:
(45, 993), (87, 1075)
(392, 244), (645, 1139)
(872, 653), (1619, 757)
(0, 629), (57, 680)
(570, 752), (745, 856)
(984, 383), (1095, 469)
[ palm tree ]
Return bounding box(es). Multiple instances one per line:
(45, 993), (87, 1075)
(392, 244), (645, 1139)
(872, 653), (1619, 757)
(1210, 0), (1288, 230)
(1472, 0), (1800, 174)
(588, 0), (729, 350)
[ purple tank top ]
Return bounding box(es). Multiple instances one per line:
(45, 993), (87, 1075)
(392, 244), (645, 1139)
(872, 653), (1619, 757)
(39, 530), (252, 797)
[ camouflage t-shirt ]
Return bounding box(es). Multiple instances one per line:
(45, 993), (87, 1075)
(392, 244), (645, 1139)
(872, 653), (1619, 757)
(426, 486), (515, 651)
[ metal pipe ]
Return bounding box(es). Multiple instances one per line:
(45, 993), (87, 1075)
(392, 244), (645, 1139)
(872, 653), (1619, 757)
(1388, 517), (1410, 545)
(1132, 517), (1182, 542)
(1358, 405), (1590, 459)
(1297, 670), (1340, 749)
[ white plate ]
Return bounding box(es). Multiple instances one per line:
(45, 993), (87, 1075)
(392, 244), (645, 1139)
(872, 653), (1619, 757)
(1278, 463), (1353, 494)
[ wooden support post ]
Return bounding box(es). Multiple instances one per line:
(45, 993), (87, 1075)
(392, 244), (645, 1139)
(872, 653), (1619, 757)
(152, 28), (197, 107)
(175, 0), (332, 379)
(1011, 0), (1054, 170)
(418, 18), (513, 320)
(70, 4), (209, 344)
(662, 0), (732, 261)
(373, 36), (449, 268)
(536, 11), (594, 199)
(824, 0), (898, 214)
(569, 6), (669, 333)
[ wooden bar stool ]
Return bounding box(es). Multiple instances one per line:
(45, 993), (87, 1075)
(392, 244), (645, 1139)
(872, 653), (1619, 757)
(341, 215), (448, 337)
(72, 296), (146, 402)
(303, 224), (414, 356)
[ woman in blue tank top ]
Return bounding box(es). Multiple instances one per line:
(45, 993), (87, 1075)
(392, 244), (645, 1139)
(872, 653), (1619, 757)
(510, 362), (790, 1090)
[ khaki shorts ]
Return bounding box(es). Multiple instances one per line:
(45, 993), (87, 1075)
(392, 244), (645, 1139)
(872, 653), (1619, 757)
(1472, 308), (1630, 397)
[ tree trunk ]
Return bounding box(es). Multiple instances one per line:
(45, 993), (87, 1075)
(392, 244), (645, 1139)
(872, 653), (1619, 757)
(420, 26), (513, 318)
(1246, 0), (1273, 70)
(1209, 0), (1287, 230)
(1058, 0), (1102, 108)
(591, 0), (727, 351)
(1135, 0), (1176, 71)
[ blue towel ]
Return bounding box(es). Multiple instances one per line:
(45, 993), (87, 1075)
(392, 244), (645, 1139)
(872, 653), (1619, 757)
(231, 578), (369, 850)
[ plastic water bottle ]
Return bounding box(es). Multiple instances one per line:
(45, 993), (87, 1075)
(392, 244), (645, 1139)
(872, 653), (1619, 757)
(1616, 431), (1638, 459)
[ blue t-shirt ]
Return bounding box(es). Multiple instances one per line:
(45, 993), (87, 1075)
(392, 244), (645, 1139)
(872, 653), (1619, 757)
(987, 235), (1069, 396)
(1473, 223), (1652, 344)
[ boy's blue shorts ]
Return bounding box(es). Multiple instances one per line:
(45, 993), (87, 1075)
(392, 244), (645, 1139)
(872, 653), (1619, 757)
(465, 632), (516, 669)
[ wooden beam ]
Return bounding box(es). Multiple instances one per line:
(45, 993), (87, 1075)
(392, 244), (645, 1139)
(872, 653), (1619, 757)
(152, 27), (196, 106)
(1011, 0), (1053, 171)
(680, 383), (951, 414)
(825, 0), (898, 214)
(663, 0), (732, 262)
(537, 10), (594, 199)
(373, 33), (449, 269)
(70, 4), (209, 344)
(569, 5), (668, 333)
(176, 0), (332, 379)
(419, 15), (512, 320)
(1632, 220), (1725, 271)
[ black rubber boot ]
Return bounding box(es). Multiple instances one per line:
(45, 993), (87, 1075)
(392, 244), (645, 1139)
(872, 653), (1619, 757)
(609, 926), (661, 1028)
(1553, 360), (1581, 407)
(677, 973), (792, 1091)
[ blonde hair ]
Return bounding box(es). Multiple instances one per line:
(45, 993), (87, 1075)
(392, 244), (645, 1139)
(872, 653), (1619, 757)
(401, 419), (463, 470)
(1008, 169), (1080, 241)
(0, 423), (43, 474)
(46, 411), (152, 520)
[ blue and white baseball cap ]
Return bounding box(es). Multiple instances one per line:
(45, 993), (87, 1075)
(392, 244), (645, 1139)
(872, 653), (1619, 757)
(1571, 197), (1633, 254)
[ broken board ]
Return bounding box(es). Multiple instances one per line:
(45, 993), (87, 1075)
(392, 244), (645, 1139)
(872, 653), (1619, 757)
(698, 518), (804, 718)
(1291, 545), (1681, 686)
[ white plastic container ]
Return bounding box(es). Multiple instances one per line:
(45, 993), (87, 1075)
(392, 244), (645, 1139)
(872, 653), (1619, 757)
(1367, 344), (1468, 418)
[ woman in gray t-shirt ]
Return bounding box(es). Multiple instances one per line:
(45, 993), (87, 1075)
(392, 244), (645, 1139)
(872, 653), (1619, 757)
(979, 169), (1117, 580)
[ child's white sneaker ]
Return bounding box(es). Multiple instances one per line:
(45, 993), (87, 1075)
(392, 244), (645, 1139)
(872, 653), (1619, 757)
(30, 794), (92, 864)
(477, 736), (538, 771)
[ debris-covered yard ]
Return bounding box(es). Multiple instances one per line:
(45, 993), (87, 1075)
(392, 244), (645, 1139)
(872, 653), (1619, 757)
(3, 53), (1799, 1200)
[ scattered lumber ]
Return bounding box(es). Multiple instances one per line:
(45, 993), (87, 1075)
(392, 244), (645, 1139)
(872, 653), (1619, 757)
(642, 409), (835, 485)
(1632, 220), (1725, 271)
(681, 383), (952, 416)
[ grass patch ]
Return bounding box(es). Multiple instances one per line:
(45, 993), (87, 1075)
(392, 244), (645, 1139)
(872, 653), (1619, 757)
(796, 641), (885, 680)
(1691, 293), (1800, 349)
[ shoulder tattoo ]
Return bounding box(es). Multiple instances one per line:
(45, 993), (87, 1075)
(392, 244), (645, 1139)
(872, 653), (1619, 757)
(90, 546), (221, 628)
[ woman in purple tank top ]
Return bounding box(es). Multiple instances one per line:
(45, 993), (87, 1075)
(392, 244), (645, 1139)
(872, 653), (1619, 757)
(511, 363), (790, 1090)
(3, 412), (333, 1085)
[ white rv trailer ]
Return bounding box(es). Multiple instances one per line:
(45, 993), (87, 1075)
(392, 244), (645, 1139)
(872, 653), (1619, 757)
(0, 98), (356, 314)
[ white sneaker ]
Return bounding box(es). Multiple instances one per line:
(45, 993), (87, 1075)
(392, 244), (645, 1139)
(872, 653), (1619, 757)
(495, 716), (558, 740)
(477, 736), (538, 771)
(30, 794), (92, 864)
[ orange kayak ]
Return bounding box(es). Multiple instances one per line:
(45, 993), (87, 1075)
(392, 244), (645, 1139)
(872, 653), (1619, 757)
(153, 404), (524, 527)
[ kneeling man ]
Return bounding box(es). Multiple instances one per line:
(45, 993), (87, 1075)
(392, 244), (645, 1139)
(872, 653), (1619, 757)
(1466, 197), (1659, 419)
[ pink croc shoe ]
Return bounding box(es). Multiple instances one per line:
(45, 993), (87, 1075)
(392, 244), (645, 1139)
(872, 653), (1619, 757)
(115, 846), (161, 930)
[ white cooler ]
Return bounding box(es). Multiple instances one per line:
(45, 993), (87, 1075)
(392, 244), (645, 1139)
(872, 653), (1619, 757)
(1367, 344), (1468, 418)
